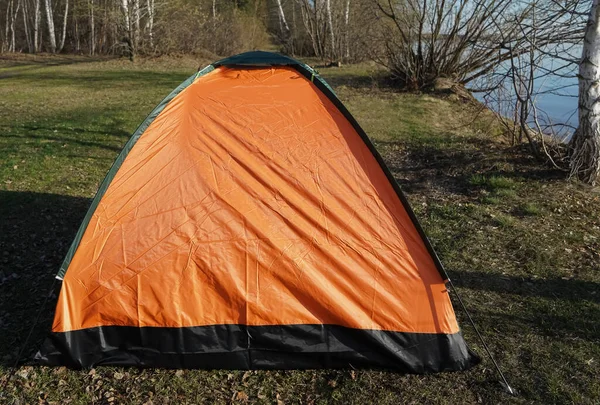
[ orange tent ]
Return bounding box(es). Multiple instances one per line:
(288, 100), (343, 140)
(36, 52), (479, 372)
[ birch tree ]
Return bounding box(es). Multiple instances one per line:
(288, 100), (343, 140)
(9, 0), (21, 52)
(58, 0), (68, 52)
(33, 0), (40, 52)
(145, 0), (154, 47)
(89, 0), (95, 54)
(571, 0), (600, 184)
(119, 0), (130, 42)
(133, 0), (139, 48)
(43, 0), (56, 52)
(0, 0), (270, 55)
(343, 0), (349, 59)
(275, 0), (289, 33)
(12, 0), (20, 52)
(22, 0), (32, 52)
(325, 0), (334, 60)
(4, 0), (11, 52)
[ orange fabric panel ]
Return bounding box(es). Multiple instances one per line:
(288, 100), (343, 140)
(53, 66), (458, 335)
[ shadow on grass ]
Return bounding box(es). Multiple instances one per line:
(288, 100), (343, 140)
(0, 56), (120, 81)
(2, 70), (190, 90)
(0, 133), (126, 153)
(0, 191), (90, 366)
(0, 54), (114, 69)
(378, 137), (565, 196)
(319, 74), (383, 91)
(452, 270), (600, 342)
(14, 121), (132, 139)
(0, 105), (136, 158)
(454, 271), (600, 304)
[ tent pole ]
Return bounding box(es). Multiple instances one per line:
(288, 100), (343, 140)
(447, 277), (516, 396)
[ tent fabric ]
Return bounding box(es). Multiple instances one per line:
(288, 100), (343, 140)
(36, 52), (480, 372)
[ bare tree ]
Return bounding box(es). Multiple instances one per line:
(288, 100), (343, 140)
(58, 0), (68, 52)
(294, 0), (350, 60)
(9, 0), (21, 52)
(89, 0), (94, 54)
(476, 0), (584, 162)
(43, 0), (56, 52)
(133, 0), (139, 48)
(119, 0), (130, 43)
(571, 0), (600, 184)
(33, 0), (40, 52)
(369, 0), (586, 90)
(325, 0), (335, 60)
(3, 0), (10, 52)
(2, 0), (18, 52)
(21, 0), (32, 52)
(343, 0), (349, 59)
(0, 0), (267, 56)
(145, 0), (154, 48)
(275, 0), (289, 33)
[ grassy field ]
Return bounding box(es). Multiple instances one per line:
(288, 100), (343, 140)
(0, 54), (599, 404)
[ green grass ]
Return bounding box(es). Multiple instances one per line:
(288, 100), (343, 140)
(1, 54), (599, 404)
(521, 202), (542, 216)
(469, 174), (519, 190)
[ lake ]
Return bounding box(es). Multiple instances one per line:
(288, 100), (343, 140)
(472, 51), (580, 139)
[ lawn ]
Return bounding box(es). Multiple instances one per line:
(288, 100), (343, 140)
(0, 54), (599, 404)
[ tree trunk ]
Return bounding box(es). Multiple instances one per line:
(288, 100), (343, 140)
(299, 0), (317, 57)
(43, 0), (56, 52)
(119, 0), (132, 56)
(145, 0), (154, 48)
(325, 0), (335, 60)
(344, 0), (350, 59)
(571, 0), (600, 185)
(58, 0), (68, 52)
(74, 9), (79, 52)
(12, 0), (22, 52)
(21, 0), (32, 52)
(33, 0), (40, 52)
(120, 0), (130, 36)
(313, 0), (324, 59)
(89, 0), (95, 54)
(275, 0), (289, 33)
(6, 0), (21, 52)
(212, 0), (216, 18)
(4, 0), (11, 52)
(133, 0), (139, 49)
(8, 0), (14, 52)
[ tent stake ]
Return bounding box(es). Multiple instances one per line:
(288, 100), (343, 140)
(447, 278), (516, 396)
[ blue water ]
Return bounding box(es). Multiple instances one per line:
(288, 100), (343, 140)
(472, 52), (580, 139)
(534, 73), (578, 128)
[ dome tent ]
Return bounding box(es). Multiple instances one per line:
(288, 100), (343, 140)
(36, 51), (480, 372)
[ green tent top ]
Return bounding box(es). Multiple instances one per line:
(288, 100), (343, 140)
(214, 51), (300, 67)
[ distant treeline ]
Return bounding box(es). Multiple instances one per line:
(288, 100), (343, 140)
(0, 0), (375, 60)
(0, 0), (589, 83)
